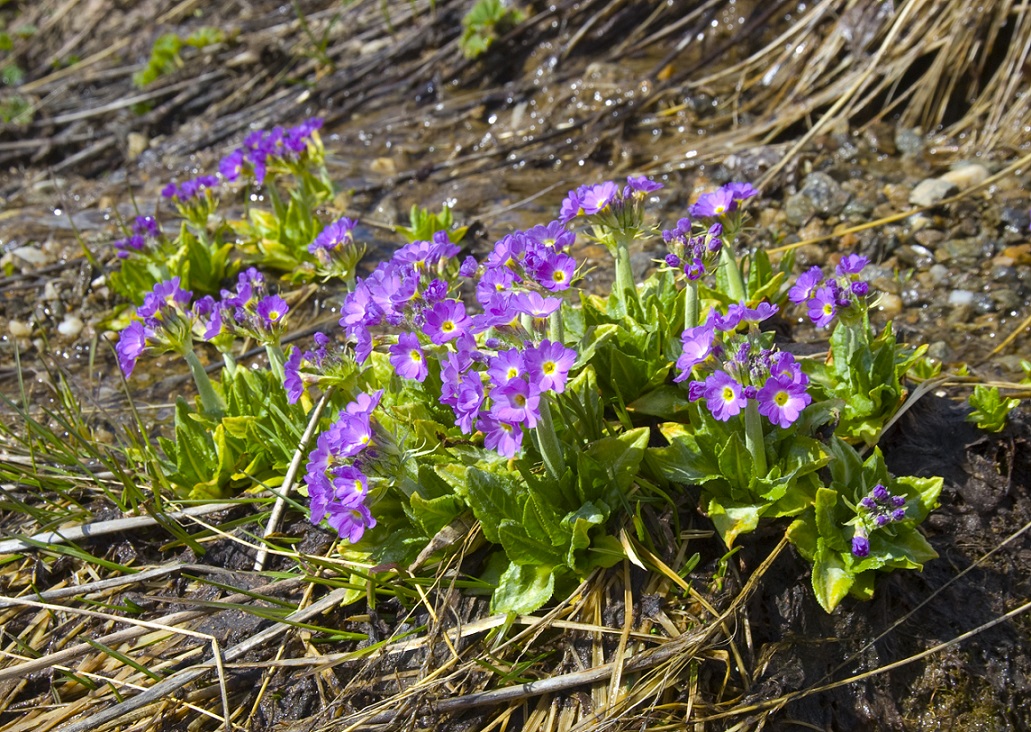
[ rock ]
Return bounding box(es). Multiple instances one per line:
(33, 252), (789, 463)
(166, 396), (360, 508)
(939, 163), (989, 191)
(909, 178), (959, 207)
(895, 127), (924, 156)
(926, 340), (950, 361)
(999, 206), (1029, 230)
(11, 246), (48, 266)
(44, 282), (59, 301)
(1000, 243), (1031, 265)
(940, 238), (982, 263)
(8, 320), (32, 338)
(948, 290), (975, 306)
(57, 315), (84, 338)
(990, 289), (1022, 313)
(928, 264), (949, 284)
(876, 293), (903, 318)
(784, 192), (817, 226)
(990, 264), (1018, 282)
(913, 228), (945, 248)
(799, 172), (850, 216)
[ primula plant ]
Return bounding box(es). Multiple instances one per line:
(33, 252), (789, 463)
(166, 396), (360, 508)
(116, 130), (943, 613)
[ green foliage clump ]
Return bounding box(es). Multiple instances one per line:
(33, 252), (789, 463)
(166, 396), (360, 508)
(460, 0), (525, 59)
(966, 384), (1020, 433)
(133, 27), (225, 88)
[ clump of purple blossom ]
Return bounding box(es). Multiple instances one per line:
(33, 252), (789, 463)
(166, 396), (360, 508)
(329, 221), (582, 459)
(218, 118), (324, 186)
(688, 182), (758, 219)
(661, 218), (723, 281)
(116, 277), (200, 377)
(675, 301), (812, 429)
(304, 390), (383, 543)
(193, 267), (291, 347)
(559, 176), (663, 233)
(850, 483), (909, 557)
(114, 215), (163, 259)
(161, 175), (219, 203)
(789, 253), (871, 329)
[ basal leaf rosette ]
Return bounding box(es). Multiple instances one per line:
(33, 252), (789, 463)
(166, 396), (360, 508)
(786, 437), (943, 612)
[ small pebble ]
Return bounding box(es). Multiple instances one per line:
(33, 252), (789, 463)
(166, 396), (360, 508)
(948, 290), (975, 306)
(939, 163), (989, 191)
(44, 282), (59, 301)
(895, 127), (924, 156)
(8, 320), (32, 338)
(12, 246), (48, 266)
(909, 178), (959, 208)
(876, 293), (903, 318)
(57, 314), (84, 338)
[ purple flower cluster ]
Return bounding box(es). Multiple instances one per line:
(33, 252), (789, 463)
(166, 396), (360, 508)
(193, 267), (290, 346)
(789, 254), (870, 328)
(284, 333), (334, 404)
(661, 218), (723, 280)
(161, 175), (219, 203)
(219, 118), (324, 185)
(688, 182), (758, 219)
(333, 222), (581, 458)
(116, 278), (196, 377)
(304, 390), (382, 543)
(675, 302), (812, 428)
(850, 483), (908, 557)
(114, 215), (163, 259)
(559, 176), (663, 230)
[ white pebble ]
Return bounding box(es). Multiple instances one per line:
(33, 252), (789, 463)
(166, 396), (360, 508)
(11, 246), (48, 265)
(57, 314), (83, 338)
(8, 320), (32, 338)
(948, 290), (975, 306)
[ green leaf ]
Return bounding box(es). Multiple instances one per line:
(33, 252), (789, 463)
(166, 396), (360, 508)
(498, 520), (564, 566)
(628, 385), (693, 422)
(408, 493), (464, 537)
(706, 496), (762, 548)
(453, 466), (523, 544)
(562, 501), (608, 572)
(491, 562), (555, 614)
(786, 513), (819, 561)
(812, 539), (854, 612)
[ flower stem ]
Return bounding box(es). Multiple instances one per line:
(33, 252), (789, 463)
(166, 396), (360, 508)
(548, 310), (564, 344)
(266, 343), (286, 385)
(685, 279), (700, 330)
(743, 400), (768, 476)
(183, 349), (224, 417)
(719, 245), (747, 303)
(535, 395), (566, 481)
(613, 233), (641, 316)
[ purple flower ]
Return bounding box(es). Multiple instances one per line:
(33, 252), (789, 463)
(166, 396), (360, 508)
(872, 484), (889, 502)
(851, 281), (870, 297)
(389, 332), (428, 382)
(325, 493), (376, 544)
(535, 251), (576, 292)
(475, 266), (517, 305)
(526, 221), (575, 251)
(256, 295), (289, 328)
(490, 378), (541, 428)
(664, 253), (681, 268)
(310, 217), (357, 253)
(624, 175), (663, 196)
(689, 189), (736, 218)
(137, 277), (192, 320)
(284, 347), (305, 403)
(424, 300), (472, 344)
(479, 413), (523, 458)
(525, 340), (577, 393)
(789, 266), (825, 304)
(702, 370), (747, 421)
(851, 535), (870, 558)
(721, 182), (758, 203)
(459, 256), (479, 278)
(684, 257), (705, 280)
(580, 181), (618, 214)
(807, 286), (838, 328)
(219, 149), (245, 182)
(116, 320), (152, 377)
(674, 325), (715, 382)
(133, 216), (160, 238)
(488, 348), (525, 387)
(836, 254), (869, 276)
(511, 291), (561, 319)
(452, 371), (485, 433)
(756, 375), (811, 428)
(559, 187), (585, 223)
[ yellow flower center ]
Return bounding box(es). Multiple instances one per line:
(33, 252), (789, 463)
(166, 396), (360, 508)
(442, 321), (455, 332)
(542, 361), (556, 375)
(721, 386), (736, 402)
